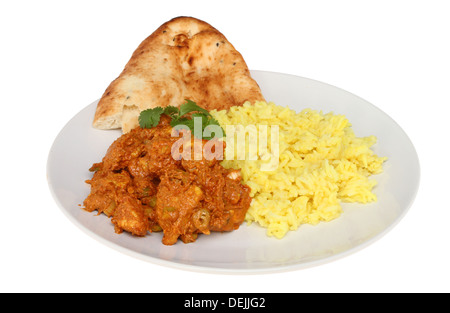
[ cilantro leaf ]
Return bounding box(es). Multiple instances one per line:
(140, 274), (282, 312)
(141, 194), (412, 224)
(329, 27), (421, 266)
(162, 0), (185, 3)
(138, 99), (225, 141)
(170, 117), (191, 128)
(139, 107), (164, 129)
(205, 116), (221, 127)
(191, 113), (209, 127)
(179, 99), (210, 117)
(163, 106), (179, 117)
(178, 119), (196, 132)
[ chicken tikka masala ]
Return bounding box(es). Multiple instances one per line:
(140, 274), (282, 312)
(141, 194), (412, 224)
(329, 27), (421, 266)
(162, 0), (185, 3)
(83, 115), (252, 245)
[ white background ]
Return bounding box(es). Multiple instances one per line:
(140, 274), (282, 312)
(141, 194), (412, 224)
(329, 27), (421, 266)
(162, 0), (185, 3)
(1, 0), (449, 293)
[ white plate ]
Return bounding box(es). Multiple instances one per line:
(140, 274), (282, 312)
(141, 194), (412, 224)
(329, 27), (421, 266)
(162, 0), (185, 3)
(47, 70), (420, 274)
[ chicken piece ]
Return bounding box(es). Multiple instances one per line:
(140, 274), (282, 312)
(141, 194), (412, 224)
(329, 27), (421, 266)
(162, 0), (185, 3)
(83, 170), (132, 217)
(181, 138), (224, 174)
(181, 139), (250, 233)
(111, 195), (149, 236)
(156, 170), (205, 245)
(101, 129), (146, 171)
(142, 135), (181, 176)
(128, 116), (182, 177)
(192, 163), (251, 232)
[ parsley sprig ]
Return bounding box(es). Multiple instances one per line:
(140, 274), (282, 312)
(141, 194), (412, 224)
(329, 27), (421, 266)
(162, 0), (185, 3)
(138, 100), (225, 140)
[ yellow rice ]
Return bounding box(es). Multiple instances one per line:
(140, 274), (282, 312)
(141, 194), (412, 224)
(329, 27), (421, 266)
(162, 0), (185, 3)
(211, 101), (387, 239)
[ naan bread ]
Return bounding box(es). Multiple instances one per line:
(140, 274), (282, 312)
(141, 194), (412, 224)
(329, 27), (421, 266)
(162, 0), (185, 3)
(93, 16), (265, 133)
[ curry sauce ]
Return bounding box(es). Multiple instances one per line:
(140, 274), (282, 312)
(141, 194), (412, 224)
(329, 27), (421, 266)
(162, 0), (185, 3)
(83, 115), (251, 245)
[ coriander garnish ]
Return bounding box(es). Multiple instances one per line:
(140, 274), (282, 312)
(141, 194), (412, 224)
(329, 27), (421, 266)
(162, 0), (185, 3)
(138, 100), (225, 140)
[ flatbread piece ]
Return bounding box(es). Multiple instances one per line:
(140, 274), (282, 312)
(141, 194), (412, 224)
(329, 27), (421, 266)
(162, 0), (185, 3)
(93, 16), (265, 133)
